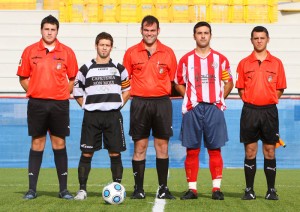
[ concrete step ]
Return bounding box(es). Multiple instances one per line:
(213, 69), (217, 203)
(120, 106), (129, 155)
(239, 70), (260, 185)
(0, 10), (58, 24)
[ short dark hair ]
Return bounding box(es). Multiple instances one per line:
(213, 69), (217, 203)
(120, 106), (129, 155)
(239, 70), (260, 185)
(41, 15), (59, 30)
(193, 21), (211, 34)
(141, 15), (159, 29)
(251, 26), (269, 38)
(95, 32), (113, 46)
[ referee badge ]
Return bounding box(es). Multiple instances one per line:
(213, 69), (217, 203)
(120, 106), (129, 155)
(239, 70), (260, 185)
(159, 68), (164, 74)
(56, 62), (62, 70)
(268, 75), (273, 82)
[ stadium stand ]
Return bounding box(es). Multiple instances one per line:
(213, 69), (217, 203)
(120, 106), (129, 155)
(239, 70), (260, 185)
(47, 0), (280, 23)
(0, 0), (36, 10)
(0, 0), (299, 94)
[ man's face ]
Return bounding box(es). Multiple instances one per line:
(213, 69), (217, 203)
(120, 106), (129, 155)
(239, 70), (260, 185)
(141, 22), (160, 46)
(193, 26), (211, 48)
(96, 39), (112, 59)
(41, 23), (58, 46)
(251, 31), (269, 53)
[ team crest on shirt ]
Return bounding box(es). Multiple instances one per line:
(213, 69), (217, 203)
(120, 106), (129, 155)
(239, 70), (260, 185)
(56, 62), (62, 70)
(18, 59), (22, 67)
(211, 61), (218, 69)
(268, 75), (273, 82)
(110, 69), (117, 75)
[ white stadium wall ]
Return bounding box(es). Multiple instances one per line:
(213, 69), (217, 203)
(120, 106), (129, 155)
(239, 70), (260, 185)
(0, 9), (299, 95)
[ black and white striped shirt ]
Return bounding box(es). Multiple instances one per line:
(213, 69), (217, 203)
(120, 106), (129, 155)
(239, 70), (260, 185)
(73, 59), (130, 111)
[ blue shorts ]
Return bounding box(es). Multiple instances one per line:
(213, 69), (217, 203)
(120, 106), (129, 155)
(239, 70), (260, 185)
(180, 103), (228, 149)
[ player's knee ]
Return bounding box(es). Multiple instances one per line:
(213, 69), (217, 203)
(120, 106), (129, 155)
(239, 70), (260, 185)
(263, 150), (275, 159)
(245, 148), (257, 158)
(82, 152), (94, 158)
(109, 152), (121, 158)
(186, 148), (200, 158)
(207, 148), (221, 157)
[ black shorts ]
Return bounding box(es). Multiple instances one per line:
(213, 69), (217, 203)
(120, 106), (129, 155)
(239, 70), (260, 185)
(240, 103), (279, 144)
(80, 110), (126, 153)
(27, 98), (70, 137)
(129, 96), (173, 141)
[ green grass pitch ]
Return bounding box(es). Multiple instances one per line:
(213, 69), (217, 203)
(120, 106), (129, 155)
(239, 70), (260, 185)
(0, 168), (299, 211)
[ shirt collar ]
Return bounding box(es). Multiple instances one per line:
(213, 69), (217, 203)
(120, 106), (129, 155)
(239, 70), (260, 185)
(137, 39), (164, 53)
(38, 38), (62, 52)
(249, 50), (272, 62)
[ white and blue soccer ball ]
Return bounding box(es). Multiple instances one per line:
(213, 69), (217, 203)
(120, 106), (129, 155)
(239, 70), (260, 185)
(102, 182), (126, 205)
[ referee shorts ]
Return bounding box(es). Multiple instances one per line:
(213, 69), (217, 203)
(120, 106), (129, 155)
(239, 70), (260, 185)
(129, 96), (173, 141)
(180, 103), (228, 149)
(27, 98), (70, 138)
(240, 103), (279, 144)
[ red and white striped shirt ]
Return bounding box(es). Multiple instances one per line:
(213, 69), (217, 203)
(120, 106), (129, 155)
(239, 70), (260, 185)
(175, 49), (232, 113)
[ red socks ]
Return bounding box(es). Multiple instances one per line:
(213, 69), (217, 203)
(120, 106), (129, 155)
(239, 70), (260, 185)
(185, 148), (200, 182)
(208, 148), (223, 191)
(185, 148), (223, 192)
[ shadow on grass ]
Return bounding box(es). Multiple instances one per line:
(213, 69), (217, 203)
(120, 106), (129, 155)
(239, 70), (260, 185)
(16, 189), (265, 201)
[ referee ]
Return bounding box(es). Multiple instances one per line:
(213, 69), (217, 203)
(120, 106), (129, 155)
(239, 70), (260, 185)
(17, 15), (78, 200)
(236, 26), (287, 200)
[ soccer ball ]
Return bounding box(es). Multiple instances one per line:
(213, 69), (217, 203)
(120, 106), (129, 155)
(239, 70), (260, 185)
(102, 182), (126, 204)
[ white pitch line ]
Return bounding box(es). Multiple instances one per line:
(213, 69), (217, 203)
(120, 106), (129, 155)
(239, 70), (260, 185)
(152, 198), (166, 212)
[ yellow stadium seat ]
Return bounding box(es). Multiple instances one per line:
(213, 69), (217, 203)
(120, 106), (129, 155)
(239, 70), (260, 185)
(43, 0), (60, 10)
(10, 0), (276, 23)
(0, 0), (36, 10)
